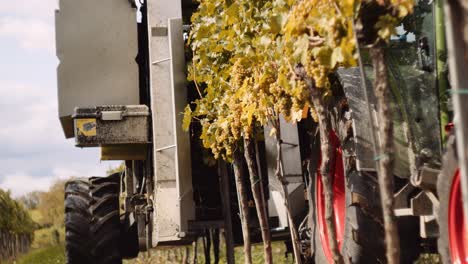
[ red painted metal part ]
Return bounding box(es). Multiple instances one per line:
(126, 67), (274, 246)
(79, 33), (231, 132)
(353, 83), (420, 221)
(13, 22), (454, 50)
(449, 169), (468, 264)
(445, 122), (455, 135)
(316, 131), (346, 263)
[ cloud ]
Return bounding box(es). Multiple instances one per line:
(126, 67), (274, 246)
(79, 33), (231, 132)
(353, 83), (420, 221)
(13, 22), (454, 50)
(0, 80), (119, 196)
(0, 151), (119, 198)
(0, 0), (58, 21)
(0, 162), (108, 197)
(0, 1), (120, 197)
(0, 172), (55, 197)
(0, 80), (53, 105)
(0, 80), (60, 151)
(0, 17), (55, 53)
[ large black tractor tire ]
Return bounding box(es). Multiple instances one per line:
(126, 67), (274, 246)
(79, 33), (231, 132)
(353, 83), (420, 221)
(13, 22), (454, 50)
(65, 180), (94, 264)
(119, 214), (140, 259)
(311, 84), (421, 264)
(65, 174), (137, 264)
(90, 173), (123, 264)
(438, 135), (464, 264)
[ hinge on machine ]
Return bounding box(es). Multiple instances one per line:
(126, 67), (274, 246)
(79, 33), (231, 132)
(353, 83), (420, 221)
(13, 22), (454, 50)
(411, 164), (440, 192)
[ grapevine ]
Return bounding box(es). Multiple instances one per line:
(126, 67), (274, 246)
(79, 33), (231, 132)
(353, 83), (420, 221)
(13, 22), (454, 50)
(185, 0), (414, 263)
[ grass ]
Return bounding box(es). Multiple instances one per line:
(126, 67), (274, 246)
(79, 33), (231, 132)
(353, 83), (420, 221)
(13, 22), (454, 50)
(9, 242), (441, 264)
(31, 227), (65, 249)
(28, 209), (66, 249)
(9, 226), (440, 264)
(14, 245), (66, 264)
(124, 240), (290, 264)
(0, 225), (66, 264)
(414, 254), (441, 264)
(8, 239), (288, 264)
(124, 243), (441, 264)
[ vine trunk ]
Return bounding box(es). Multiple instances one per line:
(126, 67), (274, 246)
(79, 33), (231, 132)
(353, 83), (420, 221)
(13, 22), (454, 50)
(192, 238), (198, 264)
(233, 151), (253, 264)
(244, 136), (273, 264)
(310, 93), (344, 264)
(295, 64), (344, 263)
(370, 45), (400, 264)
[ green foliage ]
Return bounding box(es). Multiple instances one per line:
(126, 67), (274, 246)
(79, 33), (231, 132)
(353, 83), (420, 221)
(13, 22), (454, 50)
(185, 0), (414, 161)
(15, 245), (66, 264)
(0, 189), (35, 235)
(36, 180), (66, 227)
(29, 209), (43, 224)
(284, 0), (359, 88)
(186, 0), (296, 160)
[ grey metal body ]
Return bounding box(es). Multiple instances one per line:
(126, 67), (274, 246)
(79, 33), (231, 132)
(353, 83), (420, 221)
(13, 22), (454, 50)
(444, 0), (468, 226)
(336, 68), (378, 172)
(264, 117), (306, 229)
(344, 1), (441, 180)
(55, 0), (139, 138)
(336, 65), (441, 177)
(146, 1), (194, 245)
(56, 0), (195, 246)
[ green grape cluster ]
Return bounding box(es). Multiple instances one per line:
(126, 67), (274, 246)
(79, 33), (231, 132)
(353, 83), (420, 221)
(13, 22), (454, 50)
(185, 0), (415, 161)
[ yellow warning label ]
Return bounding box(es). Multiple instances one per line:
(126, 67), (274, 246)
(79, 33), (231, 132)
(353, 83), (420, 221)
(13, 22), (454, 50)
(76, 118), (97, 137)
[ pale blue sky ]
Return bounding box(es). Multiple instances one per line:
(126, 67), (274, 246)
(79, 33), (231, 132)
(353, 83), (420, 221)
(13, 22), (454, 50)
(0, 0), (117, 196)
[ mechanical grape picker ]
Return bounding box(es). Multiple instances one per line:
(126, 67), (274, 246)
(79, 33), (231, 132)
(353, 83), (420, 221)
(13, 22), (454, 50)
(56, 0), (468, 263)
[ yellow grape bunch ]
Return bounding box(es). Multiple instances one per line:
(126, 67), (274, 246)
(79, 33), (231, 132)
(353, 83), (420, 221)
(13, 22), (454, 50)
(184, 0), (415, 160)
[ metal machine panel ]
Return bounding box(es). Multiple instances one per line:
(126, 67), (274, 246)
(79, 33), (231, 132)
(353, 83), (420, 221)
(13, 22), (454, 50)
(147, 0), (194, 244)
(337, 67), (422, 178)
(336, 68), (377, 171)
(73, 105), (150, 147)
(264, 117), (305, 227)
(56, 0), (139, 138)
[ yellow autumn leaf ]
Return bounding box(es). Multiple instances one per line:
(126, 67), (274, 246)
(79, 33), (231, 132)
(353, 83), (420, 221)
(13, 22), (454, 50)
(269, 127), (277, 137)
(182, 105), (192, 131)
(331, 47), (344, 68)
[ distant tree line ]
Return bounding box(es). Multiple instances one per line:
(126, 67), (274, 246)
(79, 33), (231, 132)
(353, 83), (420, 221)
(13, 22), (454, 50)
(0, 189), (34, 261)
(18, 180), (66, 228)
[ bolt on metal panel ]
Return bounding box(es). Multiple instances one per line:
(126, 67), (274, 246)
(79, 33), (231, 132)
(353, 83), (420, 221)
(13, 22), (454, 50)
(56, 0), (139, 138)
